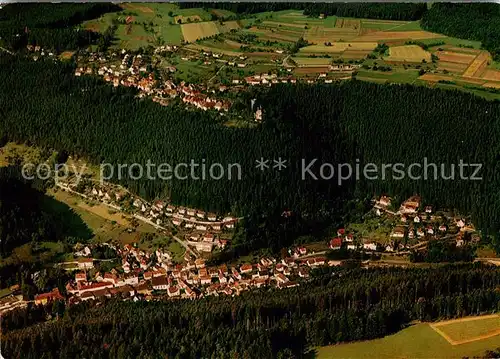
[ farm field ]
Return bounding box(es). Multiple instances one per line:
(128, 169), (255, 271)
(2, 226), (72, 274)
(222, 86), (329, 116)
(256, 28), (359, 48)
(293, 57), (332, 67)
(300, 42), (377, 54)
(385, 45), (431, 62)
(430, 315), (500, 345)
(181, 21), (219, 42)
(316, 317), (500, 359)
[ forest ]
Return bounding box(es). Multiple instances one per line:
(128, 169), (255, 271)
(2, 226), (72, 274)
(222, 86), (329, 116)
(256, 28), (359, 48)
(421, 3), (500, 61)
(179, 2), (427, 21)
(1, 54), (500, 254)
(2, 264), (500, 358)
(0, 3), (119, 51)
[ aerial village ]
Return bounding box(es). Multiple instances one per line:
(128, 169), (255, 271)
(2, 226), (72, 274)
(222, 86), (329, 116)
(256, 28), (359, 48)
(0, 236), (329, 314)
(25, 45), (359, 121)
(327, 195), (478, 254)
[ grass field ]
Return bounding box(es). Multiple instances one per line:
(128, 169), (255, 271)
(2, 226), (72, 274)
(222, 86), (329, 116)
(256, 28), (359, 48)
(430, 315), (500, 345)
(316, 318), (500, 359)
(293, 57), (332, 66)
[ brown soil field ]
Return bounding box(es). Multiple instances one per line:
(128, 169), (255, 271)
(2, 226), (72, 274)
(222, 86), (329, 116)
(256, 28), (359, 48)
(482, 69), (500, 81)
(463, 52), (491, 78)
(435, 51), (476, 64)
(444, 46), (482, 55)
(437, 62), (469, 73)
(335, 18), (344, 28)
(121, 3), (154, 14)
(354, 30), (443, 41)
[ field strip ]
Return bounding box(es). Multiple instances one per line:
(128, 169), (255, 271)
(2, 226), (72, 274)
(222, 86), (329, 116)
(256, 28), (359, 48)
(429, 314), (500, 345)
(463, 52), (490, 78)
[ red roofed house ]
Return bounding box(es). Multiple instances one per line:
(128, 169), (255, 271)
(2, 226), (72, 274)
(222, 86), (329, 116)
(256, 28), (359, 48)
(167, 286), (180, 297)
(75, 273), (87, 282)
(34, 288), (64, 305)
(329, 237), (343, 250)
(240, 264), (253, 274)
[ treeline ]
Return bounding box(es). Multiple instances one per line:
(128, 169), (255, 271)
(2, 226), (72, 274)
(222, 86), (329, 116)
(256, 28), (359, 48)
(180, 3), (427, 21)
(0, 3), (120, 51)
(2, 55), (500, 253)
(421, 3), (500, 61)
(2, 264), (500, 358)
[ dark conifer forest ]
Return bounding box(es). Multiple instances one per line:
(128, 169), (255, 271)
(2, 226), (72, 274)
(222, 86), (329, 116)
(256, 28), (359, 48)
(2, 264), (500, 358)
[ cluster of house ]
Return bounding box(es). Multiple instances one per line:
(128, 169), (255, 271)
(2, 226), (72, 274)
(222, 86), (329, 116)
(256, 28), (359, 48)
(376, 195), (473, 247)
(74, 50), (232, 112)
(180, 83), (231, 112)
(328, 228), (383, 252)
(25, 44), (56, 60)
(29, 244), (336, 307)
(61, 179), (237, 253)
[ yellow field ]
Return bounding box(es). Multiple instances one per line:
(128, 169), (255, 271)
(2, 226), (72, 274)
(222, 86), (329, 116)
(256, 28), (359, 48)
(300, 42), (377, 53)
(174, 15), (202, 24)
(463, 52), (491, 78)
(386, 45), (431, 62)
(181, 22), (219, 42)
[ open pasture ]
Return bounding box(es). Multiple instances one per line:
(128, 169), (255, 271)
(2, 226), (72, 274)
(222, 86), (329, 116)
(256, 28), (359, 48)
(181, 22), (219, 42)
(385, 45), (431, 62)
